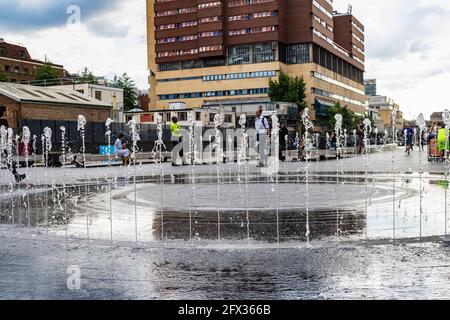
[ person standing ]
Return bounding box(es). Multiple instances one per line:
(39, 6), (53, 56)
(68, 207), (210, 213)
(357, 123), (365, 154)
(0, 106), (26, 182)
(170, 116), (187, 166)
(255, 106), (270, 167)
(279, 122), (289, 161)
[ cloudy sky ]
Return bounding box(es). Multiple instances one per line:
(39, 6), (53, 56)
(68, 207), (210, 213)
(1, 0), (449, 119)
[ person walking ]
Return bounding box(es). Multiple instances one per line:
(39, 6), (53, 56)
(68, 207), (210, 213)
(114, 133), (130, 166)
(0, 106), (26, 182)
(403, 123), (414, 155)
(255, 106), (270, 167)
(170, 116), (187, 166)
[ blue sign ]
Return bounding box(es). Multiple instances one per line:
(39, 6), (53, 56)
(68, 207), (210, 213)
(100, 145), (115, 155)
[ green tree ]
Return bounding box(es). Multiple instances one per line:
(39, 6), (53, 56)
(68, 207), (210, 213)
(268, 71), (308, 110)
(109, 73), (138, 111)
(0, 72), (7, 82)
(35, 61), (60, 84)
(325, 102), (375, 133)
(75, 67), (98, 84)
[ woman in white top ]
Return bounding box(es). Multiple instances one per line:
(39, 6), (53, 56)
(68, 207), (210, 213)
(114, 133), (130, 165)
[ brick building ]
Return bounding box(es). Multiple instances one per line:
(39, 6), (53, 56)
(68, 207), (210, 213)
(0, 38), (65, 84)
(147, 0), (367, 129)
(0, 83), (111, 129)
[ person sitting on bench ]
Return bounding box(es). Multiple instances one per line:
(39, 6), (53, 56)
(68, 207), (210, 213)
(114, 133), (130, 166)
(71, 155), (85, 168)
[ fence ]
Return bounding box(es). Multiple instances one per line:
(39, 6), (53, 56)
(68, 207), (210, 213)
(19, 119), (173, 154)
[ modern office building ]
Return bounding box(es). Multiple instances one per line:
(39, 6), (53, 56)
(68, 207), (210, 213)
(146, 0), (367, 128)
(368, 95), (404, 131)
(364, 79), (377, 96)
(0, 38), (65, 84)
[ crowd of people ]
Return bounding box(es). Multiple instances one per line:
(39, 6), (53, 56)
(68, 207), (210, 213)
(2, 102), (447, 183)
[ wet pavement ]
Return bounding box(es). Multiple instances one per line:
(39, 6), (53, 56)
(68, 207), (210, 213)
(1, 147), (450, 299)
(2, 228), (450, 299)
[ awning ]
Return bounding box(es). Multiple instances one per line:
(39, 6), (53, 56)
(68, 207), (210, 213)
(314, 98), (334, 116)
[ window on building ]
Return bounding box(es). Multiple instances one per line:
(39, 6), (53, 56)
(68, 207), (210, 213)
(0, 48), (6, 56)
(224, 114), (233, 123)
(19, 51), (26, 59)
(196, 112), (201, 121)
(252, 42), (275, 63)
(178, 112), (187, 121)
(209, 113), (217, 123)
(95, 91), (102, 101)
(228, 45), (251, 65)
(77, 89), (85, 94)
(285, 44), (310, 64)
(14, 66), (19, 73)
(24, 68), (29, 75)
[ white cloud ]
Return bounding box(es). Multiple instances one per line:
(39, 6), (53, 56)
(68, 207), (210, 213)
(3, 0), (450, 119)
(334, 0), (450, 119)
(3, 0), (148, 89)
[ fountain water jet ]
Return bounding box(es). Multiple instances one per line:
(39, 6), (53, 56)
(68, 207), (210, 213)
(60, 126), (68, 240)
(22, 126), (31, 227)
(127, 118), (141, 243)
(416, 113), (427, 239)
(302, 108), (314, 243)
(188, 110), (195, 241)
(105, 118), (113, 242)
(363, 118), (372, 240)
(392, 110), (397, 240)
(43, 127), (53, 234)
(334, 114), (343, 236)
(213, 113), (223, 240)
(270, 113), (280, 243)
(443, 110), (450, 236)
(7, 128), (14, 224)
(77, 115), (89, 242)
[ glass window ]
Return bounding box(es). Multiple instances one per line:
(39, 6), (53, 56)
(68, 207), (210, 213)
(252, 42), (275, 63)
(228, 44), (251, 65)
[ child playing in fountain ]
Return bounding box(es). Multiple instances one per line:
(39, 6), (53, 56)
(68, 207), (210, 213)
(114, 133), (130, 166)
(0, 106), (26, 182)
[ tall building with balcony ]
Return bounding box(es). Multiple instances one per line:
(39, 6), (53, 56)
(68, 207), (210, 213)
(0, 38), (65, 84)
(146, 0), (367, 128)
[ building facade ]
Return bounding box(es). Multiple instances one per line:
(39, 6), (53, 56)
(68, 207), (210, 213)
(364, 79), (376, 96)
(51, 83), (124, 122)
(0, 83), (111, 128)
(146, 0), (367, 128)
(0, 38), (65, 84)
(368, 95), (403, 132)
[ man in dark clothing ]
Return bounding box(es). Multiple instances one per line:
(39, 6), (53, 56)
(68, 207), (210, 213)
(357, 123), (365, 154)
(0, 107), (7, 128)
(0, 106), (26, 182)
(279, 122), (289, 161)
(403, 123), (414, 155)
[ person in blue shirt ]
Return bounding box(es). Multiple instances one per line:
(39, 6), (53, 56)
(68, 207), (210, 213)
(403, 123), (414, 155)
